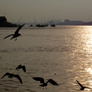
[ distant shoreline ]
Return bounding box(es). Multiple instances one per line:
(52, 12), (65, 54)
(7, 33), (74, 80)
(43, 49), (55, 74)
(0, 16), (18, 27)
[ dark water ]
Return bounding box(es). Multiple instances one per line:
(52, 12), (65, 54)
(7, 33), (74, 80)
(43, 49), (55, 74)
(0, 26), (92, 92)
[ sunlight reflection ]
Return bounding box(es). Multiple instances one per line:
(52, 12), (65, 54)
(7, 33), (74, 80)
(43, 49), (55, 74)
(89, 80), (92, 86)
(85, 68), (92, 74)
(83, 27), (92, 51)
(85, 68), (92, 89)
(84, 27), (92, 74)
(83, 27), (92, 91)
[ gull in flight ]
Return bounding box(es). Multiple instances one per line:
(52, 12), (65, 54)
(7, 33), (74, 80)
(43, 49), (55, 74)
(16, 64), (26, 73)
(1, 72), (23, 84)
(4, 24), (25, 41)
(33, 77), (59, 89)
(76, 80), (91, 90)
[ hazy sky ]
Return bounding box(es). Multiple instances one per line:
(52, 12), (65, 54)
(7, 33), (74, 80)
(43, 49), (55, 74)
(0, 0), (92, 23)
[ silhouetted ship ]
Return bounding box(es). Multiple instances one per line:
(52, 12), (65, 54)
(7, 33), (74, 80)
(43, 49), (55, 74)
(35, 24), (48, 27)
(51, 24), (55, 27)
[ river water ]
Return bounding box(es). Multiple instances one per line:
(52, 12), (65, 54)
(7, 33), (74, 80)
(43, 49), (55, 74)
(0, 26), (92, 92)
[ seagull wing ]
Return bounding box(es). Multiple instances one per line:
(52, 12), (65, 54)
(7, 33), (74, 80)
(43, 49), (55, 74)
(15, 24), (25, 34)
(76, 80), (84, 88)
(14, 74), (23, 84)
(22, 66), (26, 73)
(1, 72), (10, 79)
(47, 79), (59, 85)
(32, 77), (44, 83)
(4, 34), (14, 39)
(16, 64), (21, 70)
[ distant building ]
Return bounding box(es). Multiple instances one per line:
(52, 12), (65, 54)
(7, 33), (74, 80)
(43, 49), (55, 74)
(81, 21), (92, 25)
(57, 19), (83, 25)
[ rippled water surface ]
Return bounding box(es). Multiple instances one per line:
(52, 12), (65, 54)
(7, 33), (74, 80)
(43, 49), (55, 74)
(0, 26), (92, 92)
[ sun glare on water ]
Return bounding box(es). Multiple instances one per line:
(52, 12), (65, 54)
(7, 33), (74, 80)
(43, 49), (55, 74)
(79, 26), (92, 91)
(86, 68), (92, 74)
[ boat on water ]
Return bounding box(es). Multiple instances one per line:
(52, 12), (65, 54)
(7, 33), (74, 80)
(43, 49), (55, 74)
(51, 24), (55, 27)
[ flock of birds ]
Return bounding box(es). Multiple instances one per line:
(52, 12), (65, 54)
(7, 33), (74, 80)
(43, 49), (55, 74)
(1, 64), (26, 84)
(1, 64), (90, 90)
(2, 24), (91, 90)
(1, 64), (59, 89)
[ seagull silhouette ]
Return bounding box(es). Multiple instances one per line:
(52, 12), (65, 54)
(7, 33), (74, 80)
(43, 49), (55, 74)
(16, 64), (26, 73)
(4, 24), (25, 41)
(32, 77), (59, 89)
(1, 72), (23, 84)
(76, 80), (90, 90)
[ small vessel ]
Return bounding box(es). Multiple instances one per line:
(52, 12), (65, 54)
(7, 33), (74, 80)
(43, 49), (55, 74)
(51, 24), (55, 27)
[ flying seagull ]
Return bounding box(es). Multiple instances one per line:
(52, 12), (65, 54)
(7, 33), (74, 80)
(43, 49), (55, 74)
(76, 80), (91, 90)
(32, 77), (59, 89)
(16, 64), (26, 73)
(4, 24), (25, 41)
(1, 72), (23, 84)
